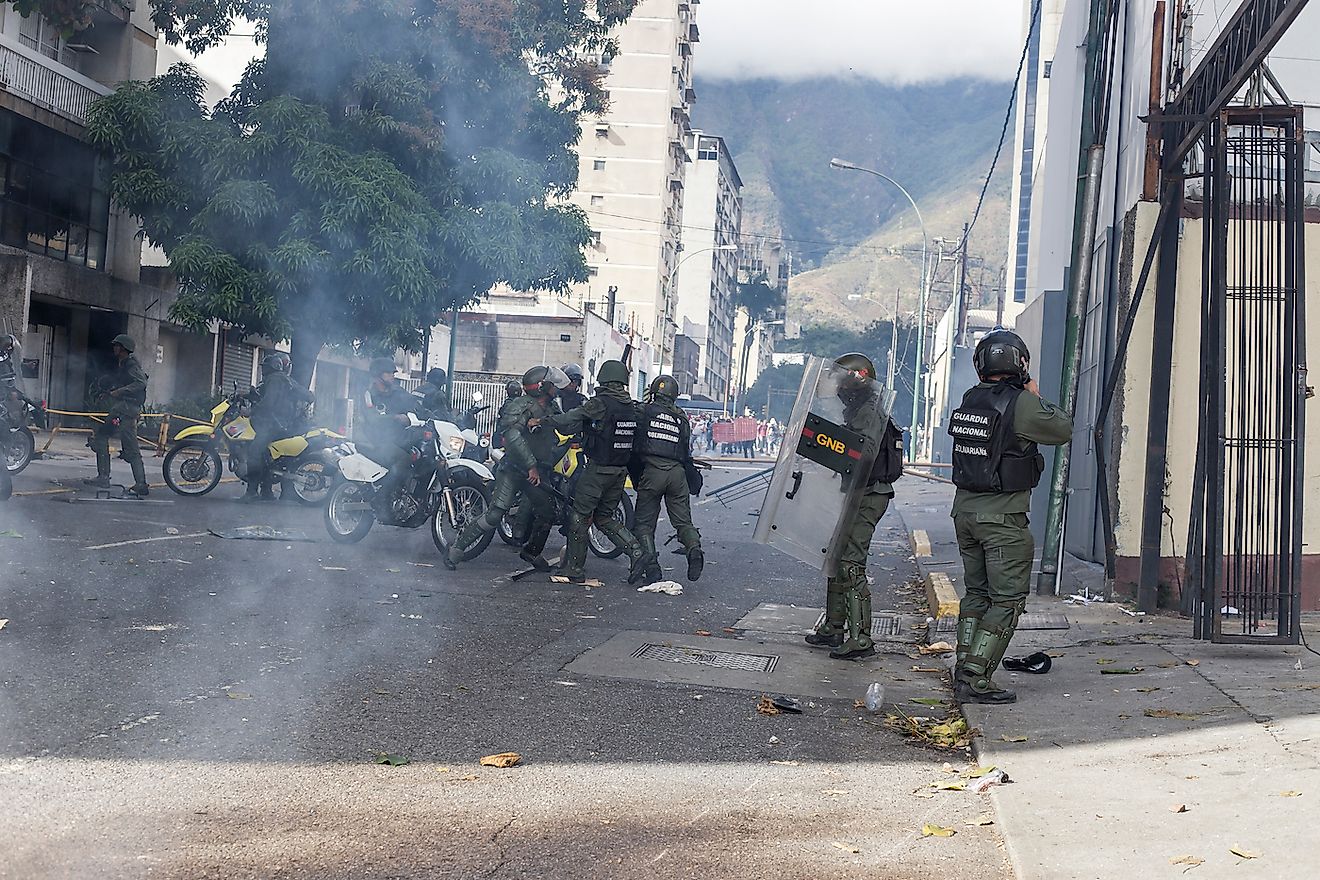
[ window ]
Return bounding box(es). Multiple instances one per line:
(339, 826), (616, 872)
(593, 159), (606, 171)
(1043, 61), (1052, 79)
(0, 109), (111, 270)
(17, 14), (80, 70)
(588, 266), (599, 277)
(588, 231), (602, 248)
(590, 195), (604, 206)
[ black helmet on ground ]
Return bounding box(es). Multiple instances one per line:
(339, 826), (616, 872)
(522, 365), (571, 397)
(648, 375), (679, 401)
(973, 329), (1030, 383)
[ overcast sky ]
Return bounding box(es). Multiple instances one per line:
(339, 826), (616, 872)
(697, 0), (1025, 83)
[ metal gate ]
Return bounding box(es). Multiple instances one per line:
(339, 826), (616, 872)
(451, 379), (510, 439)
(1187, 106), (1307, 644)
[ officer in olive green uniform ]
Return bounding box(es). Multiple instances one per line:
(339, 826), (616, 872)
(948, 330), (1072, 704)
(803, 353), (904, 661)
(633, 375), (704, 583)
(447, 365), (568, 571)
(85, 334), (150, 496)
(537, 360), (647, 585)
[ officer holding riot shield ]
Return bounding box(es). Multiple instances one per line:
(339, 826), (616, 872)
(801, 353), (904, 660)
(753, 355), (896, 660)
(947, 329), (1072, 704)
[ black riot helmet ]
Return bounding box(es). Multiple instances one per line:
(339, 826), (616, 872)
(369, 357), (397, 379)
(561, 363), (584, 386)
(505, 380), (523, 399)
(425, 367), (447, 387)
(262, 352), (291, 375)
(522, 365), (571, 398)
(973, 329), (1031, 384)
(648, 375), (679, 402)
(834, 352), (877, 381)
(835, 352), (877, 405)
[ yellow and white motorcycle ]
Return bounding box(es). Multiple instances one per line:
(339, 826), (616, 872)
(161, 387), (343, 504)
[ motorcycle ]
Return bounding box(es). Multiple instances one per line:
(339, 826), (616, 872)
(495, 432), (635, 560)
(323, 413), (495, 557)
(1, 392), (43, 475)
(161, 386), (342, 504)
(454, 393), (492, 462)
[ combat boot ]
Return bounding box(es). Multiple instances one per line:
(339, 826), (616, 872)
(686, 547), (704, 581)
(637, 532), (663, 582)
(955, 625), (1018, 704)
(831, 587), (875, 661)
(805, 586), (846, 648)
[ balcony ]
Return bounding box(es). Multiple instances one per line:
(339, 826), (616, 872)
(0, 34), (112, 126)
(93, 0), (135, 25)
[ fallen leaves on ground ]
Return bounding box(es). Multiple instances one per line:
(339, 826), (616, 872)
(1101, 667), (1144, 675)
(919, 641), (955, 655)
(1169, 855), (1204, 869)
(479, 752), (522, 768)
(1000, 734), (1028, 743)
(910, 697), (945, 706)
(921, 824), (956, 838)
(967, 813), (995, 827)
(1096, 658), (1117, 665)
(757, 695), (781, 716)
(374, 753), (409, 767)
(1144, 708), (1204, 721)
(1185, 659), (1201, 667)
(964, 765), (998, 778)
(1279, 791), (1303, 797)
(1170, 804), (1189, 813)
(1136, 686), (1161, 693)
(884, 708), (976, 750)
(695, 630), (712, 636)
(831, 841), (860, 854)
(931, 780), (966, 791)
(1229, 847), (1260, 860)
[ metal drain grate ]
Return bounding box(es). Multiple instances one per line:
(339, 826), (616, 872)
(935, 613), (1070, 633)
(631, 643), (779, 673)
(814, 612), (901, 637)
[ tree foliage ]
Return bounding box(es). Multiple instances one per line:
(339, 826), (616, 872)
(735, 273), (783, 321)
(15, 0), (635, 381)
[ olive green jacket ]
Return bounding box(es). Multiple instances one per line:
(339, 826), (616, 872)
(500, 393), (561, 471)
(952, 383), (1073, 516)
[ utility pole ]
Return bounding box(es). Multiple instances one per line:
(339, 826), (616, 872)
(445, 301), (458, 401)
(956, 222), (970, 346)
(1037, 0), (1113, 596)
(887, 288), (899, 388)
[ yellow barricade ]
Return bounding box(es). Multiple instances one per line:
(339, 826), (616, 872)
(39, 410), (211, 458)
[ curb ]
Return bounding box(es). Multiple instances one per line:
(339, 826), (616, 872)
(898, 511), (960, 631)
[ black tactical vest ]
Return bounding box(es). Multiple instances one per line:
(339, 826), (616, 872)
(586, 395), (638, 466)
(639, 403), (686, 461)
(948, 384), (1044, 493)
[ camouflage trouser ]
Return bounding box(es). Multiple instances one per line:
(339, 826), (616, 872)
(819, 489), (891, 632)
(954, 512), (1033, 633)
(89, 411), (145, 486)
(633, 462), (700, 563)
(562, 462), (641, 579)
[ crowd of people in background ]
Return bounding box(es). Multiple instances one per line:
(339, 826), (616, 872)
(685, 413), (783, 459)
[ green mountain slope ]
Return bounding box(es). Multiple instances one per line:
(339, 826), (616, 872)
(692, 77), (1013, 326)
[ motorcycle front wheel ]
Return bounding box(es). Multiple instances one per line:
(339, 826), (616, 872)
(498, 503), (522, 546)
(431, 472), (494, 561)
(4, 426), (34, 475)
(162, 443), (223, 496)
(288, 455), (334, 506)
(324, 480), (376, 543)
(588, 493), (635, 559)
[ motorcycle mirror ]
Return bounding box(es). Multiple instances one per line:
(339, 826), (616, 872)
(472, 392), (483, 403)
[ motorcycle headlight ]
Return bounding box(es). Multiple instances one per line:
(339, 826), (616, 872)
(446, 435), (465, 454)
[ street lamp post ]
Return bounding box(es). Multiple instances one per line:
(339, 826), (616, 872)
(659, 243), (739, 377)
(830, 157), (928, 462)
(733, 317), (784, 417)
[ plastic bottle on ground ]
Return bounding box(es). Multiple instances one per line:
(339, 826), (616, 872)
(864, 682), (884, 712)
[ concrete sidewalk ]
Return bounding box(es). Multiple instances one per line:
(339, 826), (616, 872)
(894, 478), (1320, 880)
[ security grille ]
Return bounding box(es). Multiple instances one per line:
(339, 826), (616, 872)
(631, 643), (778, 673)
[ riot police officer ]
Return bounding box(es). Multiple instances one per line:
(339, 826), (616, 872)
(415, 367), (452, 421)
(559, 364), (587, 412)
(362, 357), (424, 506)
(447, 365), (567, 571)
(84, 334), (149, 496)
(535, 359), (646, 585)
(802, 353), (903, 660)
(243, 352), (314, 502)
(948, 329), (1072, 704)
(633, 375), (704, 583)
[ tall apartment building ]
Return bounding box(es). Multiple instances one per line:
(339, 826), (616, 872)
(675, 130), (741, 399)
(563, 0), (698, 374)
(0, 5), (200, 410)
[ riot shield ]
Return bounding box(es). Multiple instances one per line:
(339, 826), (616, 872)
(753, 357), (896, 576)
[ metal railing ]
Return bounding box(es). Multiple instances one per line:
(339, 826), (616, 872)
(0, 35), (112, 126)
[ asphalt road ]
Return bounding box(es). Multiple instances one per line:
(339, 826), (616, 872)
(0, 451), (1009, 879)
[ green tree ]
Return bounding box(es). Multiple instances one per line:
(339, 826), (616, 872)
(735, 273), (784, 320)
(16, 0), (634, 384)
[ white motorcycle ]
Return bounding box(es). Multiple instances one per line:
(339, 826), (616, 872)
(323, 412), (494, 559)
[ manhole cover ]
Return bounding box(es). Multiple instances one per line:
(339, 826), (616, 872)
(814, 612), (901, 637)
(935, 613), (1069, 633)
(631, 643), (779, 673)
